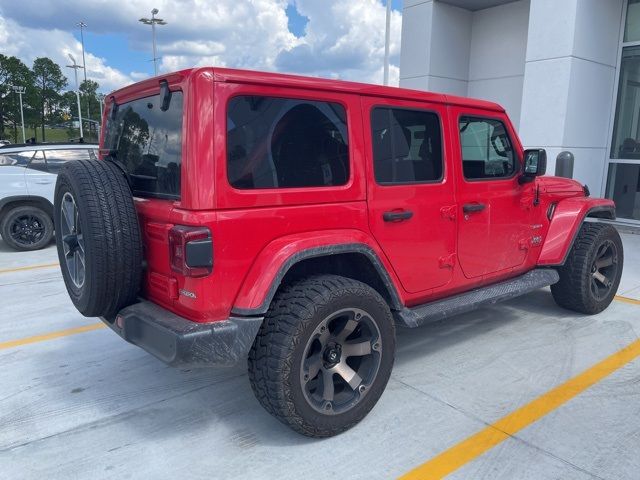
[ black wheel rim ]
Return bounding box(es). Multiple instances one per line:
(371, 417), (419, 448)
(590, 239), (618, 301)
(300, 308), (382, 415)
(60, 192), (85, 288)
(9, 213), (46, 246)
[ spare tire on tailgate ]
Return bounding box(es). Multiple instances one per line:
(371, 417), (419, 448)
(54, 159), (143, 318)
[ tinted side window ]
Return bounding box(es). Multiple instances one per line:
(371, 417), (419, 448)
(44, 149), (95, 174)
(0, 151), (35, 167)
(459, 117), (515, 180)
(27, 151), (48, 172)
(227, 96), (349, 189)
(371, 107), (443, 184)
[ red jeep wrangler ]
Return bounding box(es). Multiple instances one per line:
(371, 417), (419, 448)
(54, 68), (623, 437)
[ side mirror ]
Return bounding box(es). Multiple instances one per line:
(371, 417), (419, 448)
(520, 149), (547, 183)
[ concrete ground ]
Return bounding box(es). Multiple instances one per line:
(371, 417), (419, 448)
(1, 232), (640, 480)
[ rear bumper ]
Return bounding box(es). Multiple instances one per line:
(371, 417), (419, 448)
(101, 301), (263, 367)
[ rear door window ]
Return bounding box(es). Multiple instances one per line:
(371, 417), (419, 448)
(227, 95), (349, 189)
(43, 149), (96, 174)
(104, 92), (183, 199)
(371, 107), (443, 184)
(0, 151), (35, 167)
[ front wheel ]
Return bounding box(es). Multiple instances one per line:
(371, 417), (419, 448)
(551, 223), (623, 314)
(0, 205), (53, 251)
(248, 275), (395, 437)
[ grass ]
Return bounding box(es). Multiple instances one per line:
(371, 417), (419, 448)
(5, 127), (98, 144)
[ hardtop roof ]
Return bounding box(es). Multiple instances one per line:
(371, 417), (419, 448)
(108, 67), (505, 113)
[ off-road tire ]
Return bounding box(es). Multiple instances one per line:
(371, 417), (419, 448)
(551, 223), (623, 314)
(0, 205), (53, 251)
(54, 160), (142, 318)
(248, 274), (395, 437)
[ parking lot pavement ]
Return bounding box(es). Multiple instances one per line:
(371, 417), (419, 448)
(1, 233), (640, 480)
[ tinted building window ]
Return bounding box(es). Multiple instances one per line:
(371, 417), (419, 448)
(227, 96), (349, 189)
(611, 46), (640, 159)
(371, 107), (443, 184)
(459, 117), (515, 180)
(104, 91), (183, 199)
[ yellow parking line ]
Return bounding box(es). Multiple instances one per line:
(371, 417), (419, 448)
(0, 323), (105, 351)
(615, 295), (640, 306)
(0, 262), (59, 275)
(400, 337), (640, 479)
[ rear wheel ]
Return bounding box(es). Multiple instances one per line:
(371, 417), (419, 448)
(248, 275), (395, 437)
(551, 223), (623, 314)
(0, 205), (53, 251)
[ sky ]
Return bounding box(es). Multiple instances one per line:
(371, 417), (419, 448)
(0, 0), (403, 94)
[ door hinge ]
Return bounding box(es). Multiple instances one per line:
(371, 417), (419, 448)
(518, 238), (530, 250)
(440, 205), (457, 221)
(439, 253), (457, 269)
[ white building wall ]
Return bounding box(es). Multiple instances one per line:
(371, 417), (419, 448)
(519, 0), (624, 196)
(399, 1), (471, 95)
(467, 0), (529, 127)
(400, 0), (625, 197)
(399, 0), (530, 124)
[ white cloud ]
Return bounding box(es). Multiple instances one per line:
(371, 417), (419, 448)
(0, 0), (402, 92)
(0, 15), (134, 92)
(277, 0), (402, 85)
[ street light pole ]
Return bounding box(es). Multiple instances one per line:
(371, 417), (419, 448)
(11, 86), (26, 143)
(77, 22), (88, 83)
(97, 93), (104, 123)
(383, 0), (392, 86)
(66, 54), (84, 140)
(76, 21), (91, 134)
(139, 8), (167, 77)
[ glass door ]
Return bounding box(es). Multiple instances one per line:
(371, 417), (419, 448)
(607, 0), (640, 222)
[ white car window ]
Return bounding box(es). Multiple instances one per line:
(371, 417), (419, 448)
(0, 151), (36, 167)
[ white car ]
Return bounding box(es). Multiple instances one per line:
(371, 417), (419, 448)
(0, 143), (98, 250)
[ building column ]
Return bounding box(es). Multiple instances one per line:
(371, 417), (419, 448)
(519, 0), (624, 196)
(399, 0), (472, 96)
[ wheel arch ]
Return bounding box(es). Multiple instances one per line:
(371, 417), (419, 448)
(538, 197), (616, 266)
(0, 195), (54, 222)
(231, 233), (404, 317)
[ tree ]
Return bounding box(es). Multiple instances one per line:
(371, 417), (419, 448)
(0, 55), (33, 142)
(80, 79), (100, 121)
(80, 79), (101, 141)
(32, 57), (67, 142)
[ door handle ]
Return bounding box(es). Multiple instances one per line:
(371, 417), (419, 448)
(34, 179), (53, 185)
(462, 203), (486, 213)
(383, 210), (413, 222)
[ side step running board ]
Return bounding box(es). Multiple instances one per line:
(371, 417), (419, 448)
(396, 269), (560, 328)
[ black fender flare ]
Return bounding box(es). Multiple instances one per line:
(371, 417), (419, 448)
(0, 195), (54, 220)
(231, 243), (404, 317)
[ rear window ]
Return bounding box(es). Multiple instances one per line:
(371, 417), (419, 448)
(227, 95), (349, 189)
(104, 91), (183, 199)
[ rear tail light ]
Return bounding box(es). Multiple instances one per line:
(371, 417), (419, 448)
(168, 225), (213, 277)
